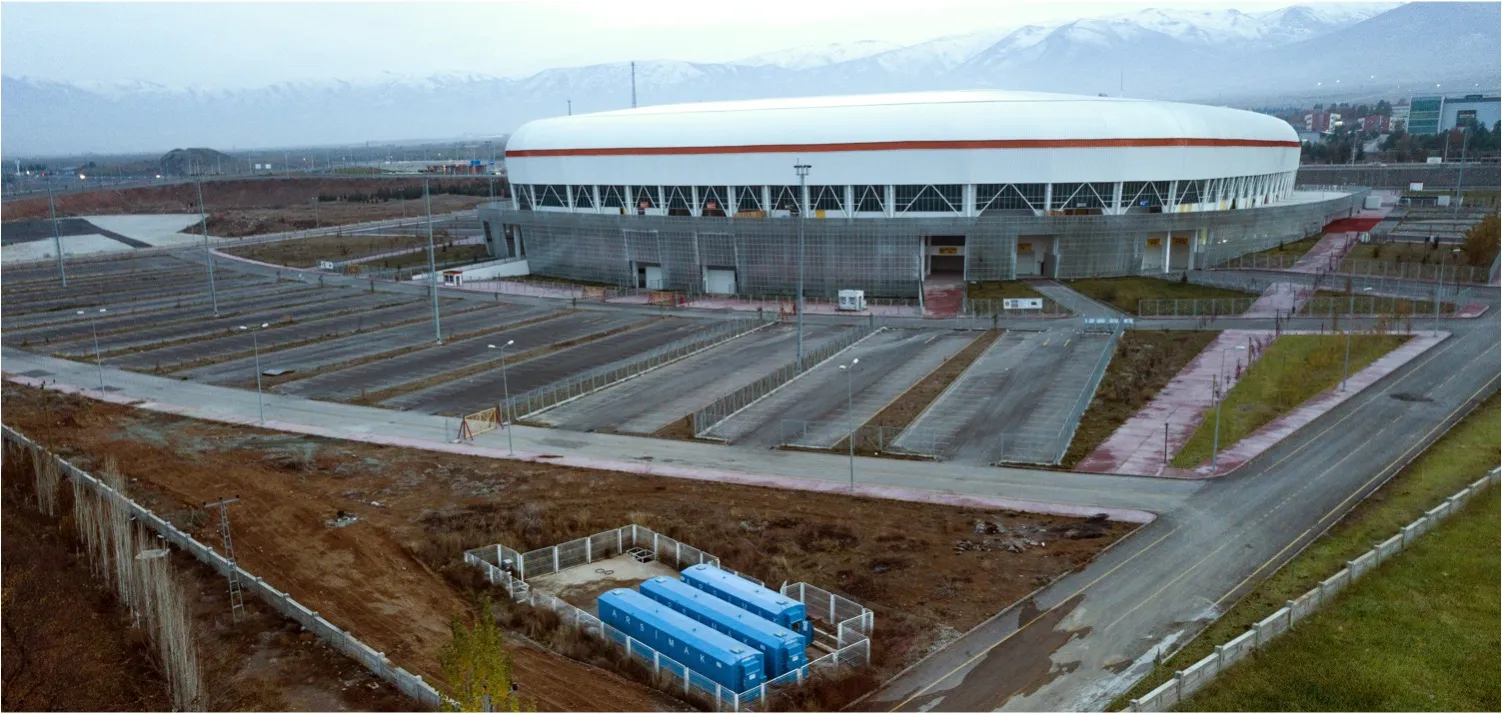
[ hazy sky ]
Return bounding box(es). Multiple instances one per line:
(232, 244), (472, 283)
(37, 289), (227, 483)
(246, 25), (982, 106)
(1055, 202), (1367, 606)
(2, 0), (1293, 89)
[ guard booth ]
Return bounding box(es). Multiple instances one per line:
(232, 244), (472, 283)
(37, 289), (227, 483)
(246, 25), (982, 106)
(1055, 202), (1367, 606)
(442, 270), (465, 287)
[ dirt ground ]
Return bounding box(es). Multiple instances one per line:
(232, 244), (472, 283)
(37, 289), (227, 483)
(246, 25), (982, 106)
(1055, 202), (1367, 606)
(224, 233), (461, 268)
(1, 453), (412, 712)
(2, 178), (492, 237)
(1, 385), (1132, 711)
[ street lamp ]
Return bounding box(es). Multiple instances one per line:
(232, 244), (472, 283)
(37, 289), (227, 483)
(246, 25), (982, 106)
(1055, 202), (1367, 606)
(196, 178), (220, 316)
(77, 308), (106, 389)
(488, 340), (515, 455)
(839, 358), (859, 490)
(424, 178), (442, 344)
(238, 323), (269, 425)
(794, 163), (811, 372)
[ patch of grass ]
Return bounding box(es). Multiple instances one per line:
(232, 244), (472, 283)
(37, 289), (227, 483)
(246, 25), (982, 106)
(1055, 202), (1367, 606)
(1113, 394), (1500, 709)
(1178, 485), (1500, 712)
(224, 233), (437, 268)
(1062, 331), (1218, 468)
(1302, 289), (1456, 316)
(1341, 240), (1466, 268)
(1171, 333), (1410, 468)
(1067, 277), (1255, 315)
(375, 243), (490, 271)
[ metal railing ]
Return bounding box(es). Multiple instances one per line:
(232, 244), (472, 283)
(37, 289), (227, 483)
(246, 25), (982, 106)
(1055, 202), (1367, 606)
(690, 324), (882, 435)
(960, 297), (1069, 319)
(1137, 297), (1260, 318)
(779, 419), (948, 456)
(1130, 468), (1500, 712)
(1049, 328), (1119, 464)
(1336, 258), (1488, 285)
(505, 317), (770, 419)
(3, 426), (444, 709)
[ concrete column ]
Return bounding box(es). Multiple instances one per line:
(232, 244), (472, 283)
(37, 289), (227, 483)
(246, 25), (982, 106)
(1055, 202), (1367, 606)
(1043, 183), (1053, 213)
(727, 186), (738, 217)
(761, 185), (771, 214)
(964, 183), (976, 217)
(844, 184), (855, 217)
(564, 184), (574, 210)
(690, 186), (700, 217)
(884, 185), (895, 218)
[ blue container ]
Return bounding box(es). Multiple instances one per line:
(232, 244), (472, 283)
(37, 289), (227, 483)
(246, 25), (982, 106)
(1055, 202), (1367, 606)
(681, 564), (813, 646)
(598, 588), (765, 692)
(640, 576), (807, 677)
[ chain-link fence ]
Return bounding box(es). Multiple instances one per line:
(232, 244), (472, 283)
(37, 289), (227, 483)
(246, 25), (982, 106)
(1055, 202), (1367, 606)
(1335, 258), (1488, 285)
(2, 426), (445, 710)
(504, 317), (770, 419)
(1136, 297), (1261, 318)
(779, 419), (948, 456)
(1048, 329), (1119, 464)
(691, 324), (882, 435)
(1297, 294), (1460, 317)
(960, 297), (1069, 319)
(463, 526), (873, 711)
(1130, 468), (1500, 712)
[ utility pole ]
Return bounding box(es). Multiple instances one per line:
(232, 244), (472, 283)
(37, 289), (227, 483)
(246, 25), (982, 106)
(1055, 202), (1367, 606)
(203, 497), (246, 621)
(197, 179), (220, 316)
(47, 186), (67, 286)
(794, 163), (811, 372)
(841, 359), (860, 490)
(1453, 124), (1470, 219)
(424, 178), (442, 344)
(567, 99), (572, 116)
(630, 61), (637, 108)
(1211, 374), (1223, 473)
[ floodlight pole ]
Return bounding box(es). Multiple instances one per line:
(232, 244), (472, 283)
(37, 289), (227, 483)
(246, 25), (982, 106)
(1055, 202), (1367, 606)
(197, 178), (220, 316)
(47, 186), (67, 287)
(80, 308), (106, 389)
(841, 359), (859, 490)
(1210, 374), (1222, 473)
(795, 163), (811, 372)
(1341, 328), (1351, 391)
(424, 178), (442, 344)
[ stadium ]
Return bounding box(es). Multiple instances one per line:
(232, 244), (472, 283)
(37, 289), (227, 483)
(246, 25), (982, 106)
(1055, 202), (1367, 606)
(481, 90), (1368, 297)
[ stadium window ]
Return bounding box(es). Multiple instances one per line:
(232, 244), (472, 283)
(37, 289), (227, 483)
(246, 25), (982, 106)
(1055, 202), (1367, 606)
(810, 185), (844, 211)
(1122, 181), (1167, 209)
(697, 186), (727, 215)
(770, 185), (801, 212)
(538, 184), (567, 208)
(633, 185), (657, 209)
(572, 185), (594, 209)
(1049, 183), (1108, 211)
(736, 186), (764, 213)
(896, 184), (961, 213)
(1177, 180), (1202, 205)
(516, 186), (534, 210)
(977, 184), (1038, 212)
(600, 185), (626, 208)
(853, 185), (884, 212)
(665, 185), (693, 211)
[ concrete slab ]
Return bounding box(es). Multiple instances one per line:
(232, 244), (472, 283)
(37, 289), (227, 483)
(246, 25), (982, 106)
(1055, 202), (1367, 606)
(386, 318), (713, 415)
(708, 328), (979, 448)
(1, 234), (135, 263)
(527, 553), (680, 613)
(535, 323), (850, 434)
(276, 310), (640, 401)
(83, 214), (206, 246)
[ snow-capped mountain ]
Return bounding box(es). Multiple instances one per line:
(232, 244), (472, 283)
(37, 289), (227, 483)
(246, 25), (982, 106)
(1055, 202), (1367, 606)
(4, 2), (1497, 156)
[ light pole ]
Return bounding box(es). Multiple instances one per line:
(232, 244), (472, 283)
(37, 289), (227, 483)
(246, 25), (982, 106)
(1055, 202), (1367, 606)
(424, 178), (442, 344)
(47, 185), (67, 286)
(794, 162), (811, 372)
(78, 308), (106, 389)
(1210, 373), (1222, 473)
(197, 178), (220, 316)
(839, 358), (859, 490)
(1341, 328), (1351, 391)
(238, 323), (269, 425)
(488, 340), (515, 455)
(486, 141), (495, 202)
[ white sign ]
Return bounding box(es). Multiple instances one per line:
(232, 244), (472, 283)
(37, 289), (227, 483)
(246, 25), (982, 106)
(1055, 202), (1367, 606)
(317, 260), (336, 270)
(1003, 298), (1044, 310)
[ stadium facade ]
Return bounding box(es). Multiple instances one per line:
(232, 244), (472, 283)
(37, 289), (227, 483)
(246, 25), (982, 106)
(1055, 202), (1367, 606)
(480, 90), (1366, 297)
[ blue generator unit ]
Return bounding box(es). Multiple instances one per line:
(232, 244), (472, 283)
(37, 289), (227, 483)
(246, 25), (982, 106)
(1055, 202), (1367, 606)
(680, 564), (814, 646)
(640, 576), (808, 677)
(597, 588), (765, 692)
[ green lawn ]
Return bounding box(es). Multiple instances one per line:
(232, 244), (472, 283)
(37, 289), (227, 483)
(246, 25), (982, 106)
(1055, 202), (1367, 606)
(965, 281), (1058, 314)
(1302, 289), (1456, 316)
(1171, 334), (1410, 468)
(1067, 277), (1255, 315)
(1178, 485), (1500, 712)
(1248, 234), (1322, 260)
(1114, 395), (1500, 710)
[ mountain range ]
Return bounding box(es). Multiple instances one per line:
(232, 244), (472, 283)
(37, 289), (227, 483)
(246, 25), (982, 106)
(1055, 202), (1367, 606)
(4, 2), (1498, 156)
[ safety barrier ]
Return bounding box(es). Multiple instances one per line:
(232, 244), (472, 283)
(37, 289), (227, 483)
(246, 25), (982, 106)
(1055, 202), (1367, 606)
(1129, 467), (1500, 711)
(0, 425), (444, 709)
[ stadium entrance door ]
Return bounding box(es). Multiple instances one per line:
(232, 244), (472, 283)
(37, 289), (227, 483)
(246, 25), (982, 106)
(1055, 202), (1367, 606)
(1015, 235), (1056, 278)
(925, 235), (966, 277)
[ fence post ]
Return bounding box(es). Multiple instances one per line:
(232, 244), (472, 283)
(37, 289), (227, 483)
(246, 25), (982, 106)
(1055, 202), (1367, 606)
(654, 651), (660, 674)
(676, 541), (681, 567)
(586, 537), (592, 564)
(1173, 671), (1184, 701)
(552, 547), (560, 573)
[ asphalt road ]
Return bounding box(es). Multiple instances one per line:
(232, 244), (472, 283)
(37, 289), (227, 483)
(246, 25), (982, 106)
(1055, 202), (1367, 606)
(708, 328), (979, 448)
(894, 330), (1114, 464)
(8, 285), (332, 347)
(0, 280), (319, 331)
(534, 322), (849, 434)
(180, 302), (556, 386)
(386, 318), (713, 415)
(107, 297), (451, 371)
(859, 314), (1500, 712)
(276, 310), (640, 401)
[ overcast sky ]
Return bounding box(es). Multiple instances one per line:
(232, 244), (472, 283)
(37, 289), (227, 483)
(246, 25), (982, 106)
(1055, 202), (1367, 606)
(3, 0), (1293, 89)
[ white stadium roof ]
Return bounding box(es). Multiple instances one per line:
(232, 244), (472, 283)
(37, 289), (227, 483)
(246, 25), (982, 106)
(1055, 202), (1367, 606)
(506, 90), (1298, 157)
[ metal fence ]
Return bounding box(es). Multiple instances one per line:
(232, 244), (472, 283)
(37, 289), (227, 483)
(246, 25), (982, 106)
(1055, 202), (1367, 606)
(1335, 258), (1488, 285)
(691, 324), (882, 435)
(960, 297), (1069, 319)
(463, 525), (873, 711)
(1129, 467), (1501, 712)
(505, 317), (770, 419)
(779, 419), (947, 456)
(1136, 297), (1261, 318)
(1, 426), (444, 709)
(1047, 328), (1119, 464)
(1298, 294), (1459, 318)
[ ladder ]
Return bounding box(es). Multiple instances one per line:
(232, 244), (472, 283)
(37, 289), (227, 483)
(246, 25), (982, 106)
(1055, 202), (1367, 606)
(205, 497), (245, 621)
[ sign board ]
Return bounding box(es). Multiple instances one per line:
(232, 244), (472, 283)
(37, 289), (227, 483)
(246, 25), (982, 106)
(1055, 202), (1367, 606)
(938, 247), (959, 256)
(317, 260), (336, 270)
(1002, 298), (1044, 310)
(1017, 242), (1032, 252)
(1146, 238), (1162, 247)
(1409, 182), (1425, 191)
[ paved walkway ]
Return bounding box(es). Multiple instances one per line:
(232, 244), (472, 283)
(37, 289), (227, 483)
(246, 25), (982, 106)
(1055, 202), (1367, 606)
(1, 347), (1182, 520)
(1031, 280), (1126, 318)
(923, 275), (965, 318)
(1242, 281), (1315, 317)
(1187, 331), (1450, 475)
(1077, 330), (1270, 476)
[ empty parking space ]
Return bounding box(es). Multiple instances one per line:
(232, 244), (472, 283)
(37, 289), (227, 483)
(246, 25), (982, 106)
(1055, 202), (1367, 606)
(5, 273), (270, 314)
(180, 302), (560, 385)
(5, 284), (330, 346)
(387, 318), (711, 415)
(535, 323), (851, 434)
(1, 280), (313, 331)
(1, 254), (190, 286)
(893, 330), (1114, 464)
(107, 298), (454, 372)
(276, 310), (640, 401)
(712, 328), (979, 448)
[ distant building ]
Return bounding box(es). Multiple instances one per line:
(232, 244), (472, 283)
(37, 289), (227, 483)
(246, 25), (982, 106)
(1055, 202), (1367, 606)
(1405, 94), (1500, 135)
(1390, 99), (1410, 132)
(1303, 111), (1342, 132)
(1361, 114), (1391, 133)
